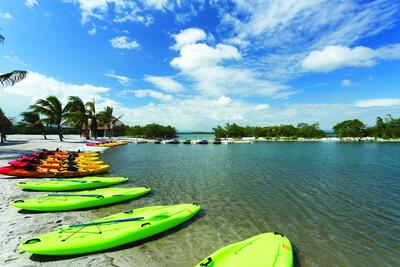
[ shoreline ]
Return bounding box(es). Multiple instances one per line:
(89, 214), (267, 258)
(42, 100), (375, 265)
(121, 136), (400, 144)
(0, 135), (160, 267)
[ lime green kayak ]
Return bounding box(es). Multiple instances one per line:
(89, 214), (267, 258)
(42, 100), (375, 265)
(10, 187), (151, 212)
(195, 232), (293, 267)
(19, 203), (201, 255)
(16, 177), (128, 191)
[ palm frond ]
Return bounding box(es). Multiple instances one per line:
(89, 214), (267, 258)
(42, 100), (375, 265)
(0, 70), (27, 87)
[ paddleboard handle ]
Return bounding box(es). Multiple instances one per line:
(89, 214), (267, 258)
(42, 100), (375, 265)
(141, 222), (151, 227)
(66, 216), (145, 228)
(23, 238), (41, 245)
(200, 257), (212, 266)
(274, 232), (284, 237)
(47, 194), (105, 198)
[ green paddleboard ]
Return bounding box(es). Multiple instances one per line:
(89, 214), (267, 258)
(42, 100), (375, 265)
(10, 187), (151, 211)
(19, 203), (201, 255)
(195, 232), (293, 267)
(16, 177), (129, 191)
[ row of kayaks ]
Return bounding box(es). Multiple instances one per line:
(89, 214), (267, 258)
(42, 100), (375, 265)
(6, 147), (294, 266)
(86, 140), (128, 147)
(12, 176), (293, 266)
(0, 150), (110, 178)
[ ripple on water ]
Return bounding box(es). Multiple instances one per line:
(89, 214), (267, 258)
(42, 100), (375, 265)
(98, 141), (400, 267)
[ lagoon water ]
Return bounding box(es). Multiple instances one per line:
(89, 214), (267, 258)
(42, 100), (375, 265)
(100, 137), (400, 266)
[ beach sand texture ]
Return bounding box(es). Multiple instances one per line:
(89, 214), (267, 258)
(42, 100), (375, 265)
(0, 135), (161, 267)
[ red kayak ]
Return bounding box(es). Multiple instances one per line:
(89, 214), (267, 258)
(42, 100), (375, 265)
(0, 165), (110, 178)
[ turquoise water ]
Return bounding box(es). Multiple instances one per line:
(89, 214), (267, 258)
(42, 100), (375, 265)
(99, 141), (400, 266)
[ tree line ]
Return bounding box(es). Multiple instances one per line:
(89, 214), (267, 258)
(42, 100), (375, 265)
(213, 123), (326, 139)
(0, 95), (122, 143)
(333, 115), (400, 138)
(126, 123), (177, 139)
(213, 115), (400, 139)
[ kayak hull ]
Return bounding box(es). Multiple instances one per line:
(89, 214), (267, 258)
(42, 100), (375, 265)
(0, 165), (110, 178)
(16, 177), (128, 191)
(195, 232), (293, 267)
(18, 203), (200, 255)
(10, 187), (151, 211)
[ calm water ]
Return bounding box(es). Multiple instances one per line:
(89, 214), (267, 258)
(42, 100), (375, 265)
(98, 140), (400, 266)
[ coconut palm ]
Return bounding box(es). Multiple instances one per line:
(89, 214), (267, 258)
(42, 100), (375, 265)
(97, 106), (121, 138)
(0, 32), (27, 87)
(19, 111), (47, 140)
(64, 96), (91, 139)
(86, 100), (98, 139)
(30, 96), (66, 141)
(0, 108), (12, 143)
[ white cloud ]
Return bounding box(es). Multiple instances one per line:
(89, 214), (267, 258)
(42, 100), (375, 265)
(110, 36), (139, 49)
(341, 79), (353, 87)
(25, 0), (38, 8)
(214, 96), (232, 106)
(3, 52), (28, 67)
(354, 98), (400, 108)
(64, 0), (182, 25)
(171, 43), (240, 70)
(302, 45), (375, 72)
(144, 75), (183, 92)
(222, 0), (399, 49)
(133, 89), (173, 101)
(215, 0), (400, 80)
(0, 13), (14, 20)
(171, 28), (207, 50)
(88, 26), (97, 35)
(2, 71), (399, 131)
(302, 44), (400, 72)
(143, 0), (170, 10)
(169, 28), (291, 97)
(0, 71), (111, 116)
(114, 97), (400, 131)
(225, 37), (250, 48)
(118, 96), (273, 130)
(105, 70), (132, 85)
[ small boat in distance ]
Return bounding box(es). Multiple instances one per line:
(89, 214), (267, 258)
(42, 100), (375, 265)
(198, 140), (208, 144)
(183, 140), (191, 144)
(213, 139), (221, 144)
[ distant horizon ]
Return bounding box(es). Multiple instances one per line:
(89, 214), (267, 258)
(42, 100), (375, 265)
(1, 1), (400, 130)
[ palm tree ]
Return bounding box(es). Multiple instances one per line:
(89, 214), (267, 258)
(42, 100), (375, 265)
(64, 96), (90, 139)
(0, 108), (12, 143)
(30, 96), (66, 141)
(1, 31), (27, 87)
(97, 106), (121, 138)
(86, 100), (98, 139)
(19, 111), (47, 140)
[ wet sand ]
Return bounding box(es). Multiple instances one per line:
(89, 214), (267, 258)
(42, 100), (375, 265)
(0, 135), (161, 267)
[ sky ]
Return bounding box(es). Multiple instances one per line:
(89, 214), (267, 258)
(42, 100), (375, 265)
(0, 0), (399, 131)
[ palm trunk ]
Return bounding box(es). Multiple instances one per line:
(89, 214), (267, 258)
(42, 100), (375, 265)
(0, 132), (4, 143)
(42, 127), (47, 140)
(92, 118), (98, 139)
(57, 124), (63, 141)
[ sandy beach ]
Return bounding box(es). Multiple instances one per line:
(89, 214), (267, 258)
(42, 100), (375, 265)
(0, 135), (161, 267)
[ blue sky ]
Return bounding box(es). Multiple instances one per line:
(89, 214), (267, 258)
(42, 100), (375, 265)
(0, 0), (399, 131)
